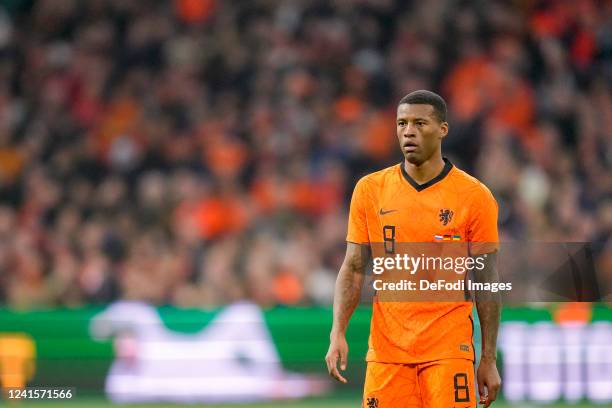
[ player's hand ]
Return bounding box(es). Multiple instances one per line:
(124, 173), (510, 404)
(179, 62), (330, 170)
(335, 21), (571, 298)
(325, 331), (348, 384)
(477, 357), (501, 407)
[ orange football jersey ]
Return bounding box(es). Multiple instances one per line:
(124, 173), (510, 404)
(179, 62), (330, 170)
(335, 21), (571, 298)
(347, 158), (499, 363)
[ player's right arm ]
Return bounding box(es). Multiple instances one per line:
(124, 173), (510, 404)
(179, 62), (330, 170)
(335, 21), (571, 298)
(325, 242), (370, 384)
(326, 177), (371, 383)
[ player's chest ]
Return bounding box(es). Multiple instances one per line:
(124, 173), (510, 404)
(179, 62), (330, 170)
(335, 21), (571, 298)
(368, 190), (470, 242)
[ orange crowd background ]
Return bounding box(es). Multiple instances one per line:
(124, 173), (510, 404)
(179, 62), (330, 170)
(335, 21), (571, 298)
(0, 0), (609, 308)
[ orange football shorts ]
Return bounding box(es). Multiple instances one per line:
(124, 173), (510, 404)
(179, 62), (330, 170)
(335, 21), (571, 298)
(363, 359), (476, 408)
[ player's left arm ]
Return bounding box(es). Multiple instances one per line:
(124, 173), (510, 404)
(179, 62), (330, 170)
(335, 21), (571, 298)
(473, 253), (501, 407)
(468, 184), (502, 407)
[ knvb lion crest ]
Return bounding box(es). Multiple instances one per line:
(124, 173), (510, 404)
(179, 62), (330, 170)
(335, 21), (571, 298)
(439, 209), (454, 226)
(366, 397), (379, 408)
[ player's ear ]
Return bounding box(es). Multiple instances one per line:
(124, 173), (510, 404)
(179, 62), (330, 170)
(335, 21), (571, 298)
(439, 121), (449, 139)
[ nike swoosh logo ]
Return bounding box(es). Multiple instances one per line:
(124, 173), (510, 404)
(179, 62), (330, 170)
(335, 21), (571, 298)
(379, 209), (398, 215)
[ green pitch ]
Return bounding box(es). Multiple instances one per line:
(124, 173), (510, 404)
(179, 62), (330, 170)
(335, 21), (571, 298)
(7, 397), (601, 408)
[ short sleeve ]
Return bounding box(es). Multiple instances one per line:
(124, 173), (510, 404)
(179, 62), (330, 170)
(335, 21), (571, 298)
(467, 183), (499, 255)
(346, 178), (370, 244)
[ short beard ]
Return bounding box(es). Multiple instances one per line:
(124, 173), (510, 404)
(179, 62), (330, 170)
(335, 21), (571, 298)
(404, 152), (426, 166)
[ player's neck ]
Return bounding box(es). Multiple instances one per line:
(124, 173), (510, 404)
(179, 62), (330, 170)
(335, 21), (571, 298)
(403, 155), (446, 185)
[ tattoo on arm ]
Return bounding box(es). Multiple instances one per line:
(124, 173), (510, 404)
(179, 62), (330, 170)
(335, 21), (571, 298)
(331, 243), (370, 336)
(473, 252), (501, 360)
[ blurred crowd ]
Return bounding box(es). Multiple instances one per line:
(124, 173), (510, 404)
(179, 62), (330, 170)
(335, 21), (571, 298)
(0, 0), (610, 309)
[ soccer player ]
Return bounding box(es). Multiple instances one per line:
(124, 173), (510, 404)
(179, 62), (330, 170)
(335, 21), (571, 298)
(325, 90), (501, 407)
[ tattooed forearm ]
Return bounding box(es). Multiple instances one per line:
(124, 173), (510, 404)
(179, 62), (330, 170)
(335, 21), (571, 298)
(473, 252), (501, 360)
(331, 243), (370, 336)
